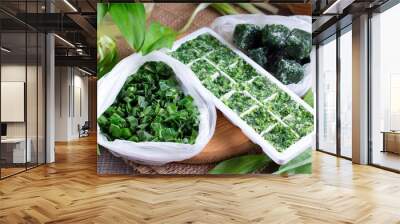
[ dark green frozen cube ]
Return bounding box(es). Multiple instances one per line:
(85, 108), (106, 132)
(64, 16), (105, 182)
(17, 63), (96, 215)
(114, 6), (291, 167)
(261, 24), (291, 49)
(248, 47), (268, 69)
(285, 28), (312, 61)
(273, 58), (304, 85)
(233, 24), (262, 52)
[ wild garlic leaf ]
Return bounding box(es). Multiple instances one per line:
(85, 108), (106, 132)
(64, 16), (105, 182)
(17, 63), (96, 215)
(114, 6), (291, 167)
(140, 22), (177, 55)
(209, 154), (272, 174)
(274, 149), (312, 175)
(108, 3), (146, 50)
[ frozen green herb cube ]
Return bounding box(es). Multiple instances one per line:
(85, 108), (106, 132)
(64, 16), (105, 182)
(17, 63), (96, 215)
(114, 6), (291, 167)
(242, 106), (277, 133)
(263, 123), (299, 152)
(171, 42), (201, 64)
(191, 34), (221, 53)
(245, 76), (278, 101)
(202, 74), (234, 98)
(221, 59), (259, 82)
(224, 92), (257, 114)
(248, 47), (268, 69)
(261, 24), (291, 49)
(233, 24), (262, 52)
(266, 92), (298, 119)
(206, 47), (239, 68)
(283, 107), (314, 137)
(190, 59), (217, 81)
(272, 58), (304, 85)
(285, 28), (312, 61)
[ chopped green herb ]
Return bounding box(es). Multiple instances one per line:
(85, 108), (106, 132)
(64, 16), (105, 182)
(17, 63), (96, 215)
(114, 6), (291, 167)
(283, 107), (314, 137)
(203, 74), (234, 98)
(244, 76), (278, 101)
(266, 92), (298, 119)
(223, 92), (257, 114)
(233, 24), (262, 52)
(261, 24), (291, 49)
(263, 123), (299, 152)
(221, 58), (259, 82)
(285, 28), (312, 61)
(98, 61), (200, 144)
(171, 42), (201, 64)
(242, 106), (277, 133)
(190, 59), (217, 81)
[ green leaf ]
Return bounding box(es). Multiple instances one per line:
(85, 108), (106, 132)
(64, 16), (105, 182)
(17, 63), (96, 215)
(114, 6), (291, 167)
(97, 35), (118, 79)
(108, 3), (146, 50)
(209, 154), (272, 174)
(140, 22), (177, 55)
(274, 149), (312, 175)
(303, 88), (314, 108)
(97, 3), (108, 26)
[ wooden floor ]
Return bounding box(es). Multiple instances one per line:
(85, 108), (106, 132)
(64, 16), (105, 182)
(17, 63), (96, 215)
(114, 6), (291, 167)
(0, 135), (400, 223)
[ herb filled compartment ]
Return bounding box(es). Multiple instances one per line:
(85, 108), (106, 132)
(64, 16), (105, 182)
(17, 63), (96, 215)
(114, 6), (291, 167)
(170, 28), (314, 164)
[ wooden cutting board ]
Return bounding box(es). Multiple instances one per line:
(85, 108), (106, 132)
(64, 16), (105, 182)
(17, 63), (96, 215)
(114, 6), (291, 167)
(183, 111), (258, 164)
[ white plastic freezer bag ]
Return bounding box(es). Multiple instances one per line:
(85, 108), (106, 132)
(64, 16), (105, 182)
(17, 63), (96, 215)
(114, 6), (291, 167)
(211, 14), (312, 97)
(97, 51), (216, 166)
(169, 28), (314, 165)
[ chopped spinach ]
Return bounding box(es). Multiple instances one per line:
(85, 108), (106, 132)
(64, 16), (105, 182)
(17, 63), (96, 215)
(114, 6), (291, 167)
(202, 74), (234, 98)
(283, 107), (314, 138)
(223, 92), (257, 114)
(263, 123), (299, 152)
(190, 59), (217, 81)
(266, 92), (298, 119)
(285, 28), (312, 61)
(272, 58), (304, 85)
(248, 47), (268, 69)
(98, 61), (200, 144)
(233, 24), (262, 52)
(206, 47), (239, 68)
(244, 76), (278, 101)
(261, 24), (291, 49)
(242, 106), (277, 133)
(171, 42), (201, 64)
(221, 58), (259, 82)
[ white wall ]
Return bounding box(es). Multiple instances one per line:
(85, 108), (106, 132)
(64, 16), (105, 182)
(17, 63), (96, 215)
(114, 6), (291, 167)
(54, 67), (89, 141)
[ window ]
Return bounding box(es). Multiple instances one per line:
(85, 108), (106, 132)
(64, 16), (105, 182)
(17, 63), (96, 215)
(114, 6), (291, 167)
(340, 28), (352, 158)
(317, 36), (337, 155)
(370, 3), (400, 171)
